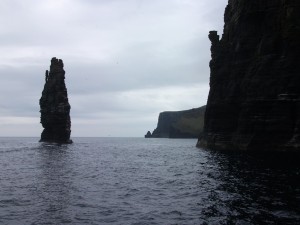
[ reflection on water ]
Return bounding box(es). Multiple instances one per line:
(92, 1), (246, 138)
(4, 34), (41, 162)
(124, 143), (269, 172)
(0, 137), (299, 225)
(33, 143), (74, 224)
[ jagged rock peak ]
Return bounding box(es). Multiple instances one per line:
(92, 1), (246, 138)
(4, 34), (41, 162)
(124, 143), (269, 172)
(145, 131), (152, 138)
(39, 57), (72, 144)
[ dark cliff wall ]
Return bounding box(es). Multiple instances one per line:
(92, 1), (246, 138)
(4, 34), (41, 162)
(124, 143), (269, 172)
(197, 0), (300, 151)
(39, 57), (72, 143)
(146, 106), (206, 138)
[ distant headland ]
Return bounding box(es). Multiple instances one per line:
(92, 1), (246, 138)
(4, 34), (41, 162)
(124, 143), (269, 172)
(145, 106), (206, 138)
(39, 57), (72, 144)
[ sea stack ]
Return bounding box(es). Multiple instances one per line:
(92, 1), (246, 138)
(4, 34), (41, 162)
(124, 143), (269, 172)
(197, 0), (300, 151)
(39, 57), (72, 143)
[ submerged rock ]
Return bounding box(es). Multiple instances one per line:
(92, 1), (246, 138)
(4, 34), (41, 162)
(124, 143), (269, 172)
(197, 0), (300, 151)
(39, 57), (72, 143)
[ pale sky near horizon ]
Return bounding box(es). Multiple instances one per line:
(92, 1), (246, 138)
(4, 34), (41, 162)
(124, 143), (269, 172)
(0, 0), (227, 137)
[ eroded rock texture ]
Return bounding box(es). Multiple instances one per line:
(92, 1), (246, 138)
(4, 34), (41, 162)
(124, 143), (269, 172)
(39, 57), (72, 143)
(197, 0), (300, 151)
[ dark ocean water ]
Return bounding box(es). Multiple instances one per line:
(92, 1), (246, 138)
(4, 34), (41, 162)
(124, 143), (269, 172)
(0, 137), (299, 225)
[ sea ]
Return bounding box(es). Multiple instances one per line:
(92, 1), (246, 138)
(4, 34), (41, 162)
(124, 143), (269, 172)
(0, 137), (299, 225)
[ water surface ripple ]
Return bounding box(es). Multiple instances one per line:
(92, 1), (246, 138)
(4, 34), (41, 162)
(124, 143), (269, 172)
(0, 137), (299, 224)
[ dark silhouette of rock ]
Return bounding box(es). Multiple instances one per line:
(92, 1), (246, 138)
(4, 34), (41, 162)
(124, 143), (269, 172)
(39, 57), (72, 143)
(145, 131), (152, 138)
(147, 106), (206, 138)
(197, 0), (300, 151)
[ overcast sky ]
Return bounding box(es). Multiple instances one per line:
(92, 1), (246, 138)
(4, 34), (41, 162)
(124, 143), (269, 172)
(0, 0), (227, 137)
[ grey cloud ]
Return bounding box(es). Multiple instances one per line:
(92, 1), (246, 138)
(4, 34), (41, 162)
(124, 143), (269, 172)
(0, 0), (228, 137)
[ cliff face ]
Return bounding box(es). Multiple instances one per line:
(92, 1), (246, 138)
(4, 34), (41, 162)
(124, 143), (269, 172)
(39, 57), (72, 143)
(146, 106), (206, 138)
(197, 0), (300, 151)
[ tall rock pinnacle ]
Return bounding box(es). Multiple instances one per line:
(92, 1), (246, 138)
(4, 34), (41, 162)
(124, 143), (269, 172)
(39, 57), (72, 143)
(197, 0), (300, 151)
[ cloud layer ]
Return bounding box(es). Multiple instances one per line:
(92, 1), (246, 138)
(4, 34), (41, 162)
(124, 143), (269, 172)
(0, 0), (227, 137)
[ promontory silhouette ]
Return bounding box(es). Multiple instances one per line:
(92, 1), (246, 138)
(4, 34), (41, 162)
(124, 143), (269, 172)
(197, 0), (300, 151)
(39, 57), (72, 143)
(145, 106), (206, 138)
